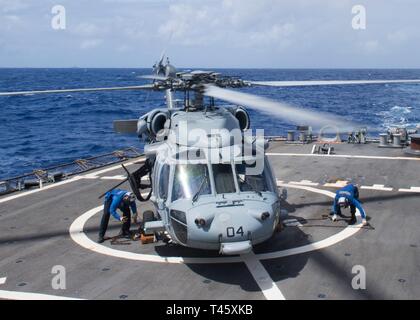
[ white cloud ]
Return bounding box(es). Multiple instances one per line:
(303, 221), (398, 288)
(116, 44), (130, 52)
(0, 14), (24, 31)
(0, 0), (29, 13)
(247, 23), (295, 47)
(80, 39), (103, 50)
(72, 23), (105, 37)
(1, 0), (420, 67)
(158, 4), (213, 43)
(123, 21), (147, 40)
(3, 14), (20, 22)
(222, 0), (277, 29)
(156, 1), (296, 49)
(362, 40), (380, 53)
(387, 30), (409, 44)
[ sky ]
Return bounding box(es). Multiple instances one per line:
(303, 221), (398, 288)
(0, 0), (420, 68)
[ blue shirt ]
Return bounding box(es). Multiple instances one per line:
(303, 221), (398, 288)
(105, 189), (137, 221)
(331, 184), (366, 218)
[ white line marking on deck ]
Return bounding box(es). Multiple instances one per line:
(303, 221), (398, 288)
(323, 180), (349, 188)
(0, 160), (143, 204)
(100, 175), (127, 180)
(70, 182), (363, 265)
(0, 176), (84, 204)
(398, 187), (420, 193)
(243, 252), (285, 300)
(361, 184), (393, 191)
(283, 219), (303, 227)
(81, 160), (141, 178)
(99, 175), (149, 181)
(70, 204), (242, 264)
(70, 182), (364, 301)
(289, 180), (319, 186)
(0, 290), (83, 300)
(0, 272), (81, 300)
(267, 152), (420, 161)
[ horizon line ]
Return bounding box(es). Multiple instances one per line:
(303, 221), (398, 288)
(2, 66), (420, 70)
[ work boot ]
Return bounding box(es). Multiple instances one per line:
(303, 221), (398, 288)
(117, 231), (131, 239)
(162, 234), (173, 244)
(163, 238), (173, 244)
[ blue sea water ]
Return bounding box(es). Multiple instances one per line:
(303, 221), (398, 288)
(1, 68), (420, 180)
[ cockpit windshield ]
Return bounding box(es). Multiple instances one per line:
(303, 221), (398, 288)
(235, 162), (273, 193)
(212, 164), (236, 194)
(172, 164), (211, 202)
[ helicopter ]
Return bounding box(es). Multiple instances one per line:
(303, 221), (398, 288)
(2, 55), (420, 255)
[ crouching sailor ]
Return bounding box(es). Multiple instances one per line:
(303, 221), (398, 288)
(330, 184), (367, 226)
(98, 189), (138, 243)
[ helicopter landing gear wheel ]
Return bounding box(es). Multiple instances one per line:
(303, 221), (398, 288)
(142, 210), (155, 223)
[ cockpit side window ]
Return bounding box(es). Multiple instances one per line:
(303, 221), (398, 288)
(158, 164), (170, 200)
(264, 158), (277, 193)
(172, 164), (211, 202)
(235, 161), (273, 192)
(212, 164), (236, 194)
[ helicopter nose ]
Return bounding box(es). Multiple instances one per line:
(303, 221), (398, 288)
(211, 208), (276, 255)
(218, 212), (231, 224)
(210, 208), (275, 244)
(186, 201), (277, 252)
(220, 240), (252, 255)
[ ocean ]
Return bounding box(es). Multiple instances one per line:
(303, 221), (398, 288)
(1, 68), (419, 180)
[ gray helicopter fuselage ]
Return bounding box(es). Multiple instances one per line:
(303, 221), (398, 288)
(144, 107), (281, 255)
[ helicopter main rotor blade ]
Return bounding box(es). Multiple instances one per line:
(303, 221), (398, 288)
(0, 84), (154, 97)
(247, 79), (420, 87)
(204, 85), (360, 132)
(139, 75), (168, 81)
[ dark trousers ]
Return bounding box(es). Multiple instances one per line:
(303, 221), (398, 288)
(98, 198), (131, 239)
(336, 204), (356, 219)
(336, 186), (359, 219)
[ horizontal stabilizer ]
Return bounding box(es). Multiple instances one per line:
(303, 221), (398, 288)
(113, 120), (138, 134)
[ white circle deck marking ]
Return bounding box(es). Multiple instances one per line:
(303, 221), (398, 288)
(69, 183), (363, 264)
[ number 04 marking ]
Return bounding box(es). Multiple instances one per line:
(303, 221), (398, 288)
(227, 226), (244, 238)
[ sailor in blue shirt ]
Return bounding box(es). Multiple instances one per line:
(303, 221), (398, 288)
(98, 189), (138, 243)
(330, 184), (367, 225)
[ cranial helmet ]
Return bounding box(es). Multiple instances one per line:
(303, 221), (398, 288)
(338, 197), (349, 207)
(124, 192), (136, 203)
(128, 192), (136, 202)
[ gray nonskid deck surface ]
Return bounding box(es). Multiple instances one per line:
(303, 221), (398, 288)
(0, 142), (419, 300)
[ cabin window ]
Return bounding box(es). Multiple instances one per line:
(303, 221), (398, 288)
(172, 164), (211, 202)
(212, 164), (236, 194)
(235, 161), (273, 193)
(158, 164), (170, 200)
